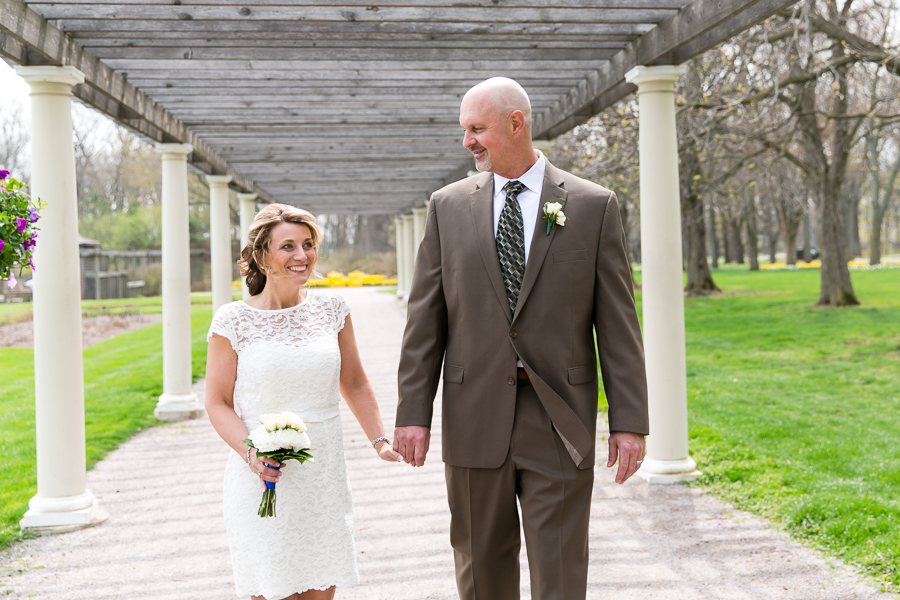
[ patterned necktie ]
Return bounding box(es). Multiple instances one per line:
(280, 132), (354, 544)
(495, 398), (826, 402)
(496, 180), (528, 316)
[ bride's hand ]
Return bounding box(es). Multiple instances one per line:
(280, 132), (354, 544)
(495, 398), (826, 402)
(249, 448), (283, 489)
(376, 441), (403, 463)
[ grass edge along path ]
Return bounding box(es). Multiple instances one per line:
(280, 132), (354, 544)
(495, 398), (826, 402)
(670, 269), (899, 592)
(0, 305), (213, 550)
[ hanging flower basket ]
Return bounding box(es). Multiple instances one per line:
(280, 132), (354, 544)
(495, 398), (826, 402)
(0, 169), (45, 288)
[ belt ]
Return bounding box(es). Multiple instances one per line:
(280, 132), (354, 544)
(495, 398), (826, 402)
(517, 367), (531, 387)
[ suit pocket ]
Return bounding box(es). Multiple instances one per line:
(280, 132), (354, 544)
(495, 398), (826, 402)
(567, 365), (596, 385)
(443, 364), (464, 384)
(553, 249), (588, 263)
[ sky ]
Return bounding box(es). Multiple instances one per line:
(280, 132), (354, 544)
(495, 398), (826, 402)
(0, 60), (31, 110)
(1, 59), (123, 162)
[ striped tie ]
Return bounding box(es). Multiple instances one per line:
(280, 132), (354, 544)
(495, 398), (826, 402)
(496, 180), (527, 316)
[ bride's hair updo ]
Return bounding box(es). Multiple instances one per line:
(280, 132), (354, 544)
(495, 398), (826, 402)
(238, 203), (322, 296)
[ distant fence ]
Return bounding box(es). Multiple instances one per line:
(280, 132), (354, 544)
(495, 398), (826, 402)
(80, 248), (210, 300)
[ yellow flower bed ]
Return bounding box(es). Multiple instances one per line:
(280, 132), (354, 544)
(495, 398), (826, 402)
(760, 259), (898, 271)
(761, 260), (821, 270)
(307, 270), (398, 288)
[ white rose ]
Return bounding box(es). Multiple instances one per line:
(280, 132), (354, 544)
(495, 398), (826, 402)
(292, 431), (312, 452)
(545, 202), (562, 217)
(249, 425), (280, 452)
(556, 211), (567, 226)
(282, 412), (307, 433)
(258, 413), (279, 431)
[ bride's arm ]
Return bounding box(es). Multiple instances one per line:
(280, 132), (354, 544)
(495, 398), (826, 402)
(205, 334), (281, 486)
(338, 315), (403, 463)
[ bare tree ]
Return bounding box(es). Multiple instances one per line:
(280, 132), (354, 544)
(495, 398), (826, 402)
(0, 100), (30, 181)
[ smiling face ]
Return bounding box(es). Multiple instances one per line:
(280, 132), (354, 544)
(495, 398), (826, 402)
(257, 222), (317, 286)
(460, 92), (516, 174)
(459, 78), (534, 178)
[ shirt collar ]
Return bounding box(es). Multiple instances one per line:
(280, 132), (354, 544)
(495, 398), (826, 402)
(493, 150), (546, 195)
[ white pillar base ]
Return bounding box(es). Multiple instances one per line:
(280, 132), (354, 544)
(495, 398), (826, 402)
(637, 457), (702, 484)
(154, 392), (204, 421)
(20, 490), (108, 533)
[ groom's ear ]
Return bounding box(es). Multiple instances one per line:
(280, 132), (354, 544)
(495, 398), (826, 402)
(508, 110), (526, 136)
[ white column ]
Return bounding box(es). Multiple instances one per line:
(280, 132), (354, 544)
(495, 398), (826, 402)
(16, 66), (104, 532)
(412, 206), (426, 254)
(394, 217), (407, 299)
(402, 214), (415, 302)
(237, 192), (258, 300)
(155, 143), (203, 421)
(625, 65), (700, 484)
(207, 174), (233, 313)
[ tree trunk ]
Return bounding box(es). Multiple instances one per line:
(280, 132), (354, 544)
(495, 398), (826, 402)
(680, 145), (718, 295)
(731, 217), (745, 264)
(848, 192), (861, 259)
(816, 178), (859, 306)
(722, 211), (734, 263)
(707, 204), (719, 269)
(683, 195), (719, 295)
(802, 213), (812, 263)
(746, 195), (760, 271)
(779, 213), (800, 266)
(870, 208), (884, 266)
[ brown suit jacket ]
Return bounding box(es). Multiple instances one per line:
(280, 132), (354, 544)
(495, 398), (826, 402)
(396, 161), (648, 470)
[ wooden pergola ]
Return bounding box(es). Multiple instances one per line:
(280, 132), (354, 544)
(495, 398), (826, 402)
(1, 0), (795, 531)
(2, 0), (792, 213)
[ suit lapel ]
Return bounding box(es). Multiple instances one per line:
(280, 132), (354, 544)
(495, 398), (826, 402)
(469, 174), (512, 322)
(512, 164), (568, 322)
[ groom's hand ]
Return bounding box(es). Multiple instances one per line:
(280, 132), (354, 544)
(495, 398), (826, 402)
(393, 426), (431, 467)
(607, 431), (645, 484)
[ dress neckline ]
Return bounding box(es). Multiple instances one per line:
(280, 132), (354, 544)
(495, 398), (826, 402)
(239, 290), (313, 313)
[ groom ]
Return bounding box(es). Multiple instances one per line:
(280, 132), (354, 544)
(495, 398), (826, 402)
(394, 77), (649, 600)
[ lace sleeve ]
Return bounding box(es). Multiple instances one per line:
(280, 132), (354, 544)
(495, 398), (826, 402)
(333, 293), (351, 333)
(207, 304), (239, 353)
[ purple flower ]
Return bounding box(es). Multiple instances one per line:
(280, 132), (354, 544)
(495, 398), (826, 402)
(0, 170), (9, 181)
(28, 207), (39, 223)
(23, 238), (35, 250)
(16, 218), (27, 232)
(0, 184), (6, 193)
(0, 238), (4, 252)
(28, 259), (35, 271)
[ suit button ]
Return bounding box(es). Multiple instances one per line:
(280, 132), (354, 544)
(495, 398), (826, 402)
(507, 377), (515, 386)
(509, 331), (517, 338)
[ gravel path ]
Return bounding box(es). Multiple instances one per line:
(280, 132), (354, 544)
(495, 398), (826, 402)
(0, 287), (893, 600)
(0, 313), (162, 349)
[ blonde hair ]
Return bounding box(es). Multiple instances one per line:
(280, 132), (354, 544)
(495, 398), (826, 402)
(238, 203), (322, 296)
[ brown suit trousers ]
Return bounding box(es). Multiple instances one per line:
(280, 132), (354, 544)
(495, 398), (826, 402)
(397, 162), (648, 599)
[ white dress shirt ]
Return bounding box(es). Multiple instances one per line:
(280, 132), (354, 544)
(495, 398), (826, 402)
(492, 150), (546, 266)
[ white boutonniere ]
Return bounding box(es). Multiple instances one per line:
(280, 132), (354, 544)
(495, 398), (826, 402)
(542, 200), (567, 235)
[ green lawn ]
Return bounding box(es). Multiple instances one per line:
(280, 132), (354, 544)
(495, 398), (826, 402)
(0, 305), (213, 549)
(631, 267), (899, 590)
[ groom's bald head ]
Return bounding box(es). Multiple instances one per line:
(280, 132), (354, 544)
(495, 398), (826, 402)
(461, 77), (533, 134)
(459, 77), (537, 178)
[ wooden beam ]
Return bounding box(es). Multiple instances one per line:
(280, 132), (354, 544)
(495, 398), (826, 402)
(37, 5), (679, 24)
(0, 0), (271, 200)
(89, 47), (620, 62)
(52, 19), (658, 36)
(37, 0), (689, 8)
(533, 0), (798, 139)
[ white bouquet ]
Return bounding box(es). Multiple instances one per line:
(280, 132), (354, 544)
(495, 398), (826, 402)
(243, 412), (314, 518)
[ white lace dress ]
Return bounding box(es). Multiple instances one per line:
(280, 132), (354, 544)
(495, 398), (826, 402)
(207, 291), (360, 599)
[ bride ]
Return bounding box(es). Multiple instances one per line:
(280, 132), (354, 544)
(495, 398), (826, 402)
(205, 203), (401, 600)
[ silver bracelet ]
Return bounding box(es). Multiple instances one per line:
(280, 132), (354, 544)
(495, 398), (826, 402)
(246, 446), (253, 468)
(371, 437), (389, 448)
